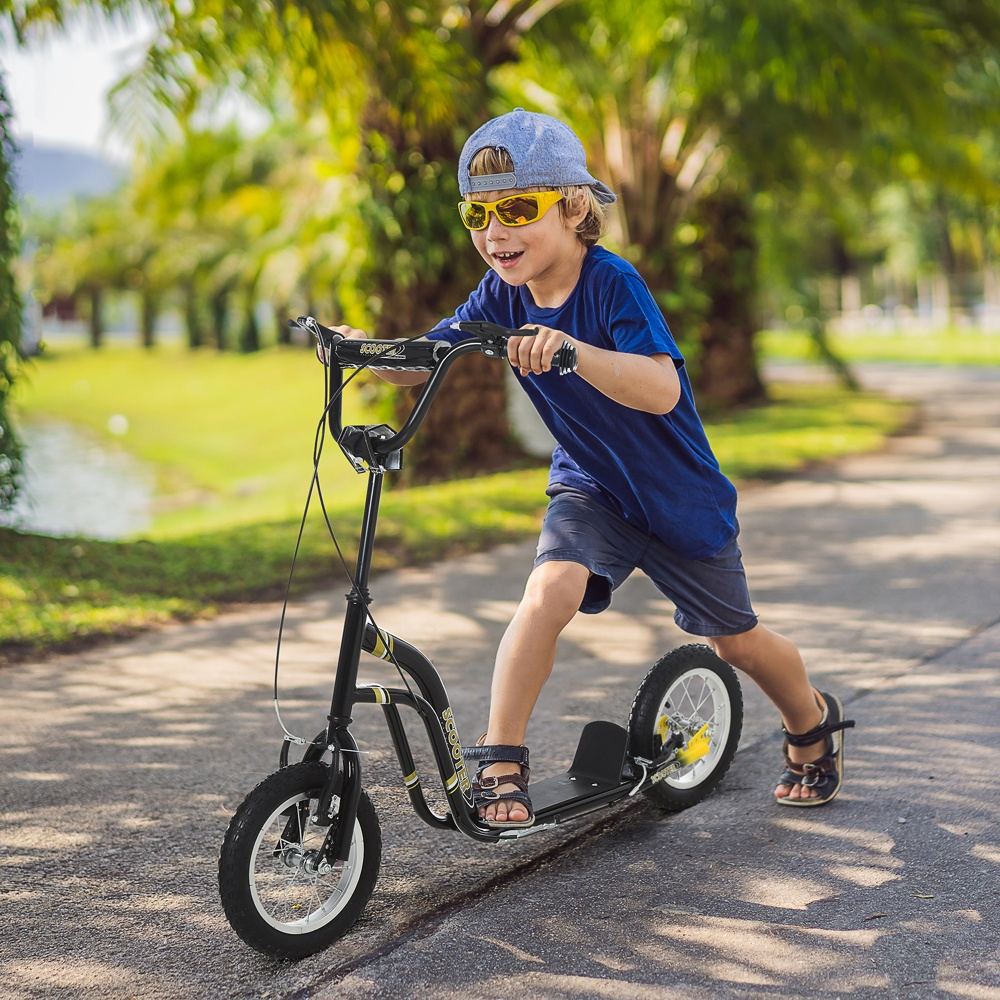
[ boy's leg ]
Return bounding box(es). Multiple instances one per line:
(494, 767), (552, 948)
(707, 624), (827, 802)
(479, 559), (590, 824)
(638, 535), (835, 803)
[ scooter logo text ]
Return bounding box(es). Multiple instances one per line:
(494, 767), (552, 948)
(441, 708), (472, 794)
(360, 343), (406, 358)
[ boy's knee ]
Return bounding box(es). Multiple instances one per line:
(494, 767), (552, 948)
(520, 560), (589, 627)
(709, 626), (760, 671)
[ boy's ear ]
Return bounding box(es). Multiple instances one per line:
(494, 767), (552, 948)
(564, 188), (590, 226)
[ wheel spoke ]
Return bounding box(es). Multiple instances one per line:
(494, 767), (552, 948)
(692, 685), (713, 720)
(310, 881), (325, 912)
(677, 677), (695, 715)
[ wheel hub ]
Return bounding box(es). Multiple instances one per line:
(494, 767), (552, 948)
(280, 847), (337, 876)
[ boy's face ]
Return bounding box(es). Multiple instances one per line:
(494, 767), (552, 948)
(468, 186), (589, 287)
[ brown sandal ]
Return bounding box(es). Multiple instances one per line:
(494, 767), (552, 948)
(462, 736), (534, 829)
(776, 691), (855, 807)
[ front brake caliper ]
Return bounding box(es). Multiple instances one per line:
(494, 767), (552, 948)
(675, 723), (712, 766)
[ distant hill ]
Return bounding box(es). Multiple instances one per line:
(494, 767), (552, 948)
(12, 140), (127, 210)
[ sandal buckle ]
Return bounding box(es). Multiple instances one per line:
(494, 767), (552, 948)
(801, 762), (824, 787)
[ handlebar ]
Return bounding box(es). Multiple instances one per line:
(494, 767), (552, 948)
(292, 316), (578, 375)
(288, 316), (579, 466)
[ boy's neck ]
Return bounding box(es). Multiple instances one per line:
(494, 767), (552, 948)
(526, 243), (589, 309)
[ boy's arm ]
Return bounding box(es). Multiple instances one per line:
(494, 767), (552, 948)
(328, 325), (431, 386)
(508, 325), (681, 415)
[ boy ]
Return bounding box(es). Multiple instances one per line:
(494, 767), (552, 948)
(332, 109), (853, 828)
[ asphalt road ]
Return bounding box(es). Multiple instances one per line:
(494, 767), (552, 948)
(1, 364), (997, 1000)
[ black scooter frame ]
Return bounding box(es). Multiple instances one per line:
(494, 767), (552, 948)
(288, 320), (684, 859)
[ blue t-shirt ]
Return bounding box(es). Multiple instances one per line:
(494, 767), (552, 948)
(426, 245), (738, 559)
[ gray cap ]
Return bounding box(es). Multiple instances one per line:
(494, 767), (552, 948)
(458, 108), (617, 205)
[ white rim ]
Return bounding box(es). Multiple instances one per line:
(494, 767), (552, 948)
(248, 791), (364, 935)
(655, 667), (731, 788)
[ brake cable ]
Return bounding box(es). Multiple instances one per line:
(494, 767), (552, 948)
(272, 329), (443, 753)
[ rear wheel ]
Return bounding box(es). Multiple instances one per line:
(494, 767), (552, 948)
(628, 644), (743, 812)
(219, 762), (381, 960)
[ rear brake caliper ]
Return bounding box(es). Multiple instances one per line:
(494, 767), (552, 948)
(655, 714), (712, 766)
(675, 723), (712, 766)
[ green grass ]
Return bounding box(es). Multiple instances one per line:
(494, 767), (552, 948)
(0, 467), (552, 655)
(760, 327), (1000, 366)
(13, 342), (380, 536)
(2, 344), (912, 662)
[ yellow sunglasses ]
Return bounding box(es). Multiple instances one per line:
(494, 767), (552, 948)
(457, 191), (564, 231)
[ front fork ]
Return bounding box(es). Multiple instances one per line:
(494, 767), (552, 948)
(279, 618), (476, 860)
(280, 727), (360, 864)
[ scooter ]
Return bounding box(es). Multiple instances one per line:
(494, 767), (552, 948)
(218, 318), (744, 959)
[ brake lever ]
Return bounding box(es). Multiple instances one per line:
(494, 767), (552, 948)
(452, 320), (536, 357)
(452, 320), (578, 376)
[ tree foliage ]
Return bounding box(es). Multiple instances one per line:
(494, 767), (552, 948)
(9, 1), (1000, 454)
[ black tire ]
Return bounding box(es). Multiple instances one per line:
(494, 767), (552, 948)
(628, 643), (743, 813)
(219, 762), (381, 960)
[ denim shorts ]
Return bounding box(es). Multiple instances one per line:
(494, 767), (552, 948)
(534, 489), (758, 637)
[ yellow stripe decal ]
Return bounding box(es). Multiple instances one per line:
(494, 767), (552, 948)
(371, 630), (395, 662)
(361, 683), (391, 704)
(445, 773), (459, 792)
(404, 772), (419, 788)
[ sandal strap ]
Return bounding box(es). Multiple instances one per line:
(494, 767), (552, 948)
(782, 718), (854, 748)
(777, 768), (804, 786)
(800, 759), (838, 788)
(478, 789), (533, 809)
(474, 773), (531, 801)
(783, 750), (837, 773)
(474, 772), (530, 793)
(462, 744), (530, 772)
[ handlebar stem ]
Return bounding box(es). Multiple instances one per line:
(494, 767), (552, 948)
(368, 339), (484, 456)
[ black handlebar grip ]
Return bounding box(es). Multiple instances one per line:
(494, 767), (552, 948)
(552, 342), (579, 376)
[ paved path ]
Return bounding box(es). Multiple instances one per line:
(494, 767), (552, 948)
(1, 365), (998, 999)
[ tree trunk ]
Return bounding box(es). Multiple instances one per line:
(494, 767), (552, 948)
(238, 288), (260, 352)
(690, 188), (765, 410)
(358, 95), (528, 486)
(210, 290), (229, 350)
(88, 288), (104, 349)
(275, 302), (292, 345)
(140, 289), (158, 349)
(183, 280), (205, 349)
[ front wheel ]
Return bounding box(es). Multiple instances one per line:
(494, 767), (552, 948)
(219, 762), (381, 960)
(628, 644), (743, 812)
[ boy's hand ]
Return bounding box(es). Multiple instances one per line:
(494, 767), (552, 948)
(508, 324), (579, 377)
(315, 323), (367, 364)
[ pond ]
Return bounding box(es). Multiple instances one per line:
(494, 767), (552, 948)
(0, 420), (154, 540)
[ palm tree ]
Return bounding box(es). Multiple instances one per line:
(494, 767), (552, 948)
(515, 0), (1000, 405)
(58, 0), (576, 480)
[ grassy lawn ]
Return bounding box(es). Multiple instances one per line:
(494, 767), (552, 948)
(12, 342), (382, 536)
(2, 342), (913, 661)
(760, 327), (1000, 366)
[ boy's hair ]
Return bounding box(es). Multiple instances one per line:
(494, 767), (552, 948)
(468, 147), (606, 247)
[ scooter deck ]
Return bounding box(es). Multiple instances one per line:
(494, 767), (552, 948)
(531, 721), (634, 823)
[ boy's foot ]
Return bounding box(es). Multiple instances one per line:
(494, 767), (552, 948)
(775, 690), (855, 806)
(463, 739), (534, 828)
(775, 690), (826, 803)
(478, 762), (531, 824)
